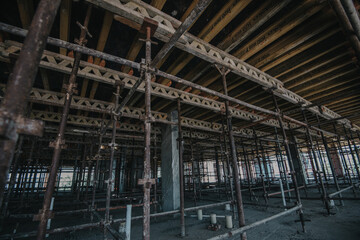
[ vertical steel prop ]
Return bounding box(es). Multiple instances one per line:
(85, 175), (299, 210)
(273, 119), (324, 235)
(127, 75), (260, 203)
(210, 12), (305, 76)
(252, 128), (268, 204)
(91, 122), (105, 220)
(271, 92), (305, 232)
(104, 82), (122, 237)
(343, 125), (360, 179)
(314, 137), (329, 182)
(0, 0), (61, 208)
(215, 65), (246, 239)
(332, 124), (356, 191)
(1, 136), (23, 226)
(214, 146), (222, 198)
(274, 127), (292, 201)
(240, 141), (253, 199)
(259, 140), (271, 189)
(219, 137), (229, 200)
(177, 98), (186, 237)
(220, 116), (235, 213)
(349, 130), (360, 172)
(301, 110), (330, 214)
(35, 5), (92, 239)
(77, 140), (87, 201)
(85, 140), (93, 202)
(152, 132), (158, 216)
(189, 128), (198, 206)
(20, 139), (35, 206)
(138, 22), (156, 240)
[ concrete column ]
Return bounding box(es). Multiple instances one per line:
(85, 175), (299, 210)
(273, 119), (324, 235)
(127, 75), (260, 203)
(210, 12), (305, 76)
(161, 110), (180, 211)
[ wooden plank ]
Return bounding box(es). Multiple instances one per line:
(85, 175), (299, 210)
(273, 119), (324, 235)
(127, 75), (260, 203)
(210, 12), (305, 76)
(121, 0), (168, 107)
(282, 52), (350, 84)
(304, 77), (358, 99)
(253, 22), (338, 70)
(294, 68), (356, 93)
(39, 69), (53, 111)
(59, 0), (71, 55)
(86, 11), (114, 100)
(307, 81), (360, 101)
(17, 0), (34, 30)
(159, 0), (252, 85)
(122, 0), (167, 74)
(287, 61), (353, 89)
(233, 1), (322, 60)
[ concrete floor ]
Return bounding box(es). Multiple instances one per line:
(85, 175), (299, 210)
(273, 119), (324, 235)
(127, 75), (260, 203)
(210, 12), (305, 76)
(2, 187), (360, 239)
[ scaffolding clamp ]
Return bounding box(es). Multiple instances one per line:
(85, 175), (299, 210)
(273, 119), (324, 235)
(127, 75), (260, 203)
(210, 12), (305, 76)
(138, 178), (156, 189)
(49, 138), (67, 149)
(0, 111), (44, 140)
(33, 209), (54, 222)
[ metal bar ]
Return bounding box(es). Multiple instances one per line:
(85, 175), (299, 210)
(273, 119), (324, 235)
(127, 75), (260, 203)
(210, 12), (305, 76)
(271, 93), (305, 232)
(332, 124), (355, 191)
(316, 115), (344, 205)
(216, 65), (246, 239)
(151, 0), (211, 66)
(152, 132), (158, 216)
(329, 184), (357, 198)
(241, 140), (253, 199)
(314, 137), (329, 182)
(343, 125), (360, 179)
(301, 109), (330, 214)
(0, 0), (61, 208)
(268, 185), (306, 197)
(329, 0), (360, 61)
(340, 0), (360, 41)
(105, 83), (121, 233)
(125, 204), (132, 240)
(2, 201), (233, 239)
(274, 127), (292, 201)
(189, 128), (198, 206)
(220, 113), (235, 219)
(36, 6), (92, 239)
(214, 147), (222, 198)
(207, 204), (302, 240)
(252, 128), (268, 204)
(0, 22), (344, 137)
(177, 98), (186, 237)
(142, 26), (153, 240)
(1, 136), (23, 217)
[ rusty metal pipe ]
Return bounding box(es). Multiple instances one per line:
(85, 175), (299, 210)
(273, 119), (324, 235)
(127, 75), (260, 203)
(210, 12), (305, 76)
(0, 22), (340, 137)
(151, 0), (212, 67)
(316, 115), (344, 205)
(329, 0), (360, 61)
(340, 0), (360, 41)
(272, 93), (305, 232)
(0, 0), (61, 208)
(177, 98), (186, 237)
(105, 83), (121, 227)
(36, 6), (92, 239)
(207, 205), (302, 240)
(217, 65), (246, 240)
(301, 110), (330, 214)
(142, 26), (153, 240)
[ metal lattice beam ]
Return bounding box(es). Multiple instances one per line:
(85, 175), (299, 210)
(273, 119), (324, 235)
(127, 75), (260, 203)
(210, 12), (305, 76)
(85, 0), (357, 131)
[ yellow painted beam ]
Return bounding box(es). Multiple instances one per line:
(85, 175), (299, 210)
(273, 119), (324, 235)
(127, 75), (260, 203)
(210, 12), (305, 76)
(233, 1), (322, 60)
(17, 0), (34, 30)
(159, 0), (252, 85)
(87, 11), (114, 100)
(59, 0), (71, 55)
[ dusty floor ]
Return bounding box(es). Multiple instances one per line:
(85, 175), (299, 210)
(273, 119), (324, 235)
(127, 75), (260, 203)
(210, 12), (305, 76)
(2, 187), (360, 239)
